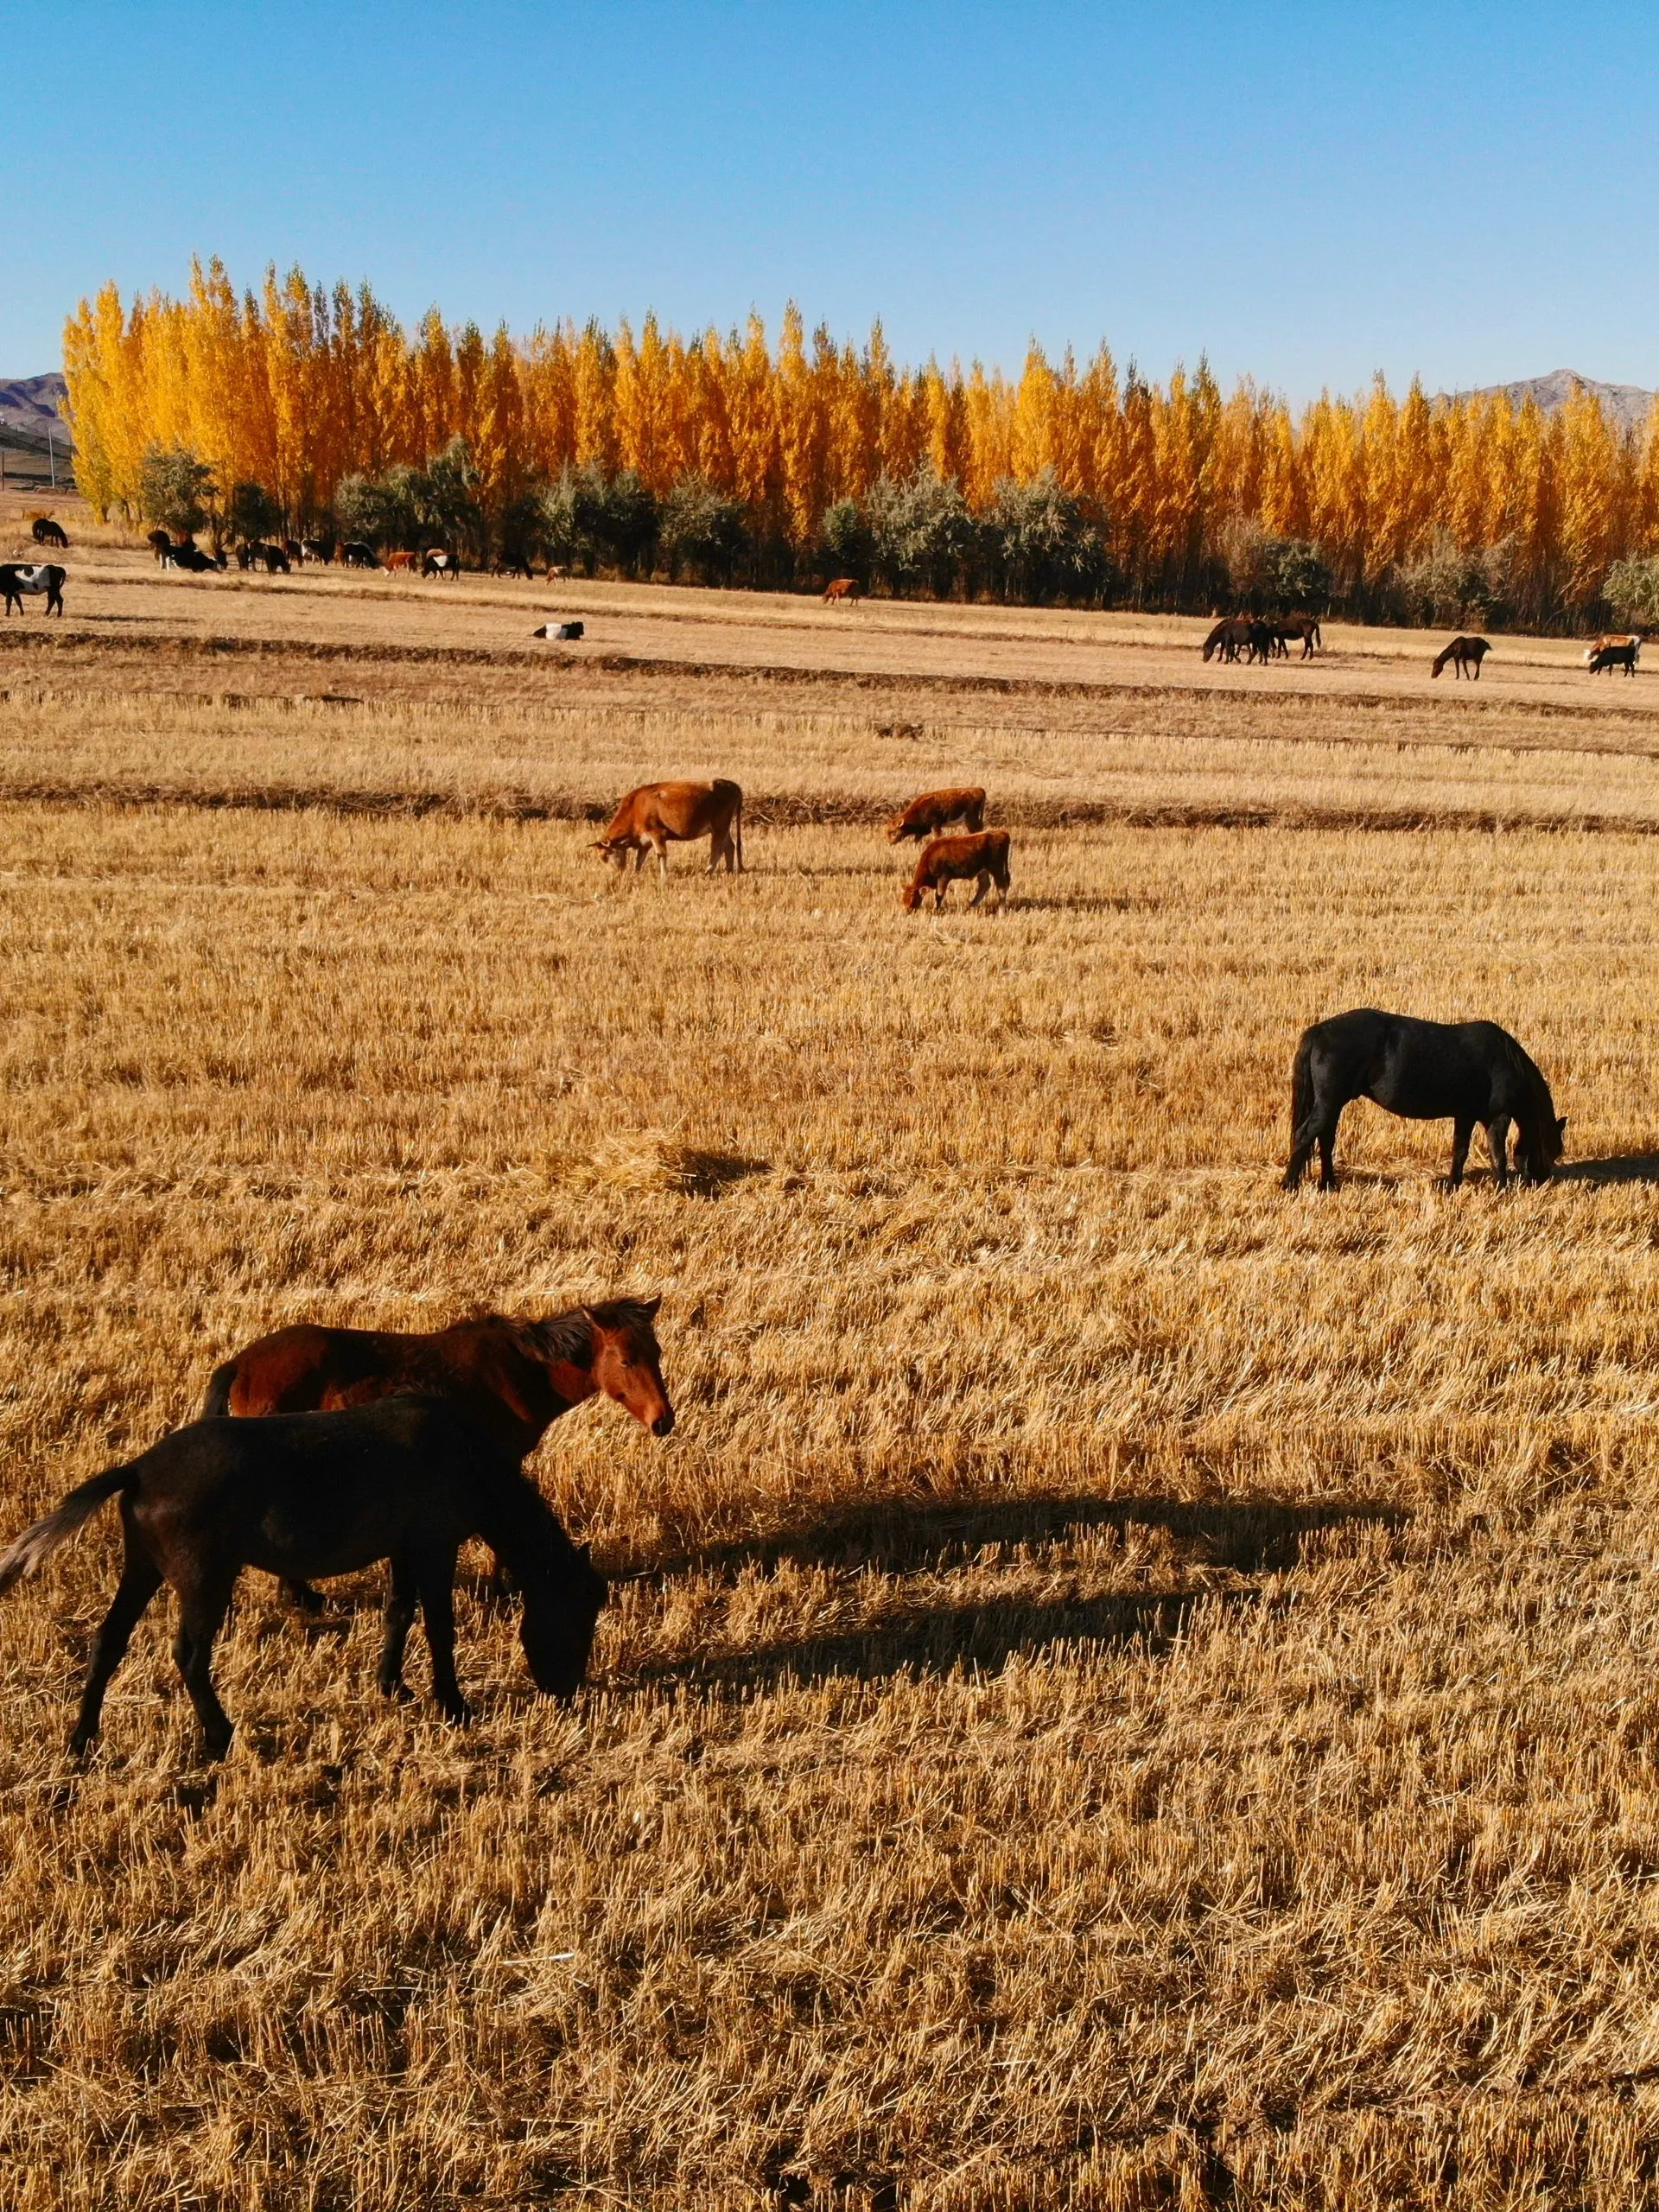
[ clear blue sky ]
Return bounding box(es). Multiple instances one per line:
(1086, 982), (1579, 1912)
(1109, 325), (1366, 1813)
(6, 2), (1656, 404)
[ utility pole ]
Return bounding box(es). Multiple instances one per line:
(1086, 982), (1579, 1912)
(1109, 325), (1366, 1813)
(47, 430), (55, 491)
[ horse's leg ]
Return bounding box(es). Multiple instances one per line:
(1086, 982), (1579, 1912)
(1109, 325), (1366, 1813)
(172, 1569), (238, 1758)
(1316, 1106), (1342, 1192)
(377, 1555), (418, 1702)
(70, 1548), (163, 1756)
(1448, 1116), (1474, 1187)
(415, 1549), (472, 1723)
(1486, 1116), (1511, 1189)
(283, 1578), (327, 1616)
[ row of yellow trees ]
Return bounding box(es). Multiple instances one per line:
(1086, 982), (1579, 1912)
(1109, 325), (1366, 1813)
(62, 258), (1659, 619)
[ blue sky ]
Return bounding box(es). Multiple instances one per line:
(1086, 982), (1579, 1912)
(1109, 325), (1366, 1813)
(6, 3), (1656, 404)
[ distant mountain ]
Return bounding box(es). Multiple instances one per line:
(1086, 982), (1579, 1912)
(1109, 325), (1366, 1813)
(1445, 369), (1654, 434)
(0, 372), (70, 448)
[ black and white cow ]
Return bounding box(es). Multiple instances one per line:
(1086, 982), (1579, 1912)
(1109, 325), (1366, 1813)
(0, 563), (66, 617)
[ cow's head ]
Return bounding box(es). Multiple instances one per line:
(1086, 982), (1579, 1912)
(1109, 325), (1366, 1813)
(592, 837), (634, 869)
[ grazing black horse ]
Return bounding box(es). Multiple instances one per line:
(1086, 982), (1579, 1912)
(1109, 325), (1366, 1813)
(0, 1396), (607, 1758)
(1431, 635), (1491, 679)
(31, 517), (69, 550)
(1589, 641), (1638, 676)
(1283, 1009), (1565, 1192)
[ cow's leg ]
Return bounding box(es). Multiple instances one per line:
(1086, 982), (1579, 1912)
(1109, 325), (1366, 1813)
(1448, 1116), (1474, 1187)
(377, 1555), (419, 1702)
(968, 870), (990, 909)
(1486, 1116), (1511, 1190)
(70, 1547), (164, 1756)
(652, 835), (670, 875)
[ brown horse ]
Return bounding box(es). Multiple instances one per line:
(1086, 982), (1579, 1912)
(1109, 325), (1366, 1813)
(204, 1297), (672, 1454)
(593, 779), (744, 873)
(901, 830), (1011, 912)
(1431, 635), (1491, 679)
(203, 1298), (670, 1612)
(1274, 613), (1322, 658)
(886, 787), (988, 842)
(0, 1395), (607, 1758)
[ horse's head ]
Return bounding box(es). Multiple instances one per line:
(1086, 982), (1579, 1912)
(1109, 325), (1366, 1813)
(519, 1541), (607, 1697)
(1519, 1113), (1567, 1184)
(585, 1295), (673, 1434)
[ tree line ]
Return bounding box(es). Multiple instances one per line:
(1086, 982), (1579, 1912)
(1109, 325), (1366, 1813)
(60, 258), (1659, 628)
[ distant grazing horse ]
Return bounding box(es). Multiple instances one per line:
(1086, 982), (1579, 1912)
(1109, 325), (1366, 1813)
(0, 1396), (608, 1758)
(902, 829), (1011, 912)
(203, 1296), (671, 1613)
(1589, 640), (1639, 676)
(247, 541), (290, 574)
(283, 539), (303, 566)
(301, 537), (334, 565)
(1431, 635), (1491, 679)
(340, 541), (379, 569)
(164, 541), (226, 573)
(887, 786), (988, 842)
(594, 779), (744, 873)
(1282, 1008), (1564, 1192)
(0, 563), (65, 617)
(1274, 614), (1322, 658)
(423, 550), (461, 580)
(1203, 616), (1272, 664)
(31, 517), (68, 550)
(147, 529), (173, 564)
(493, 554), (536, 579)
(823, 577), (861, 604)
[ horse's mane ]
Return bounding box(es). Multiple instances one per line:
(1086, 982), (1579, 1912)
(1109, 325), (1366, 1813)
(448, 1298), (657, 1369)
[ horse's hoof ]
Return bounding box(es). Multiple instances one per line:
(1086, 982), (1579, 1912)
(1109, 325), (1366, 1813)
(378, 1677), (416, 1703)
(439, 1700), (475, 1727)
(68, 1730), (96, 1761)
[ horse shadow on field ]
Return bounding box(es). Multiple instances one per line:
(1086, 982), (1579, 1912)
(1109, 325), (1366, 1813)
(632, 1488), (1405, 1695)
(1555, 1153), (1659, 1187)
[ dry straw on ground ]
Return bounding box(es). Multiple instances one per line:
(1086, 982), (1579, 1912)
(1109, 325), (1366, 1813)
(3, 518), (1659, 2206)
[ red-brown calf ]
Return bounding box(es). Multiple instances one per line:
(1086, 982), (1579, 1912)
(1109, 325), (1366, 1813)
(901, 830), (1011, 913)
(886, 786), (987, 842)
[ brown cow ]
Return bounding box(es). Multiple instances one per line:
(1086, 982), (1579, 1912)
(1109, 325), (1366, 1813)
(384, 550), (418, 573)
(886, 786), (987, 843)
(901, 830), (1011, 913)
(823, 577), (861, 604)
(594, 779), (744, 874)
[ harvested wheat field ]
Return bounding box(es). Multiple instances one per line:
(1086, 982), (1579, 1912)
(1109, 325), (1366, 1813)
(6, 521), (1659, 2209)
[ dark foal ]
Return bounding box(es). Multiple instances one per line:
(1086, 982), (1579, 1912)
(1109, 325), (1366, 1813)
(0, 1396), (607, 1758)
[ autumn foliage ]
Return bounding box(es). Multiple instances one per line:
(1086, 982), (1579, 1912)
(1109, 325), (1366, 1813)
(61, 257), (1659, 624)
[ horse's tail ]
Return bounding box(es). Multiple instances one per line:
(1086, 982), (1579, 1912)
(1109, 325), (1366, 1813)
(0, 1466), (133, 1599)
(1289, 1029), (1315, 1141)
(200, 1358), (238, 1420)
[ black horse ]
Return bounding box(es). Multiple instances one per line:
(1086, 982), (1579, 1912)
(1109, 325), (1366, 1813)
(1283, 1009), (1565, 1191)
(0, 1395), (606, 1758)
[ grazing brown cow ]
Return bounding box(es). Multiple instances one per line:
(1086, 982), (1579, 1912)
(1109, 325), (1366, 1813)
(886, 786), (988, 842)
(901, 830), (1011, 913)
(594, 780), (744, 873)
(1431, 635), (1491, 679)
(823, 577), (861, 604)
(384, 550), (418, 573)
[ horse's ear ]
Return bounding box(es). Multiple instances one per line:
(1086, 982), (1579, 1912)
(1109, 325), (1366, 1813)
(577, 1541), (592, 1562)
(641, 1293), (662, 1319)
(1557, 1116), (1567, 1139)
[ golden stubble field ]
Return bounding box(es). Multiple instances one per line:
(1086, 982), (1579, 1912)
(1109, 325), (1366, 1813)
(4, 524), (1659, 2207)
